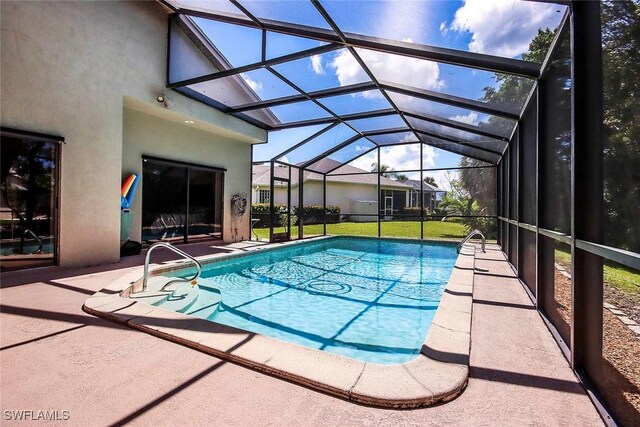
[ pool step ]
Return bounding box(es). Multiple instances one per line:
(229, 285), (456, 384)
(128, 276), (177, 304)
(156, 282), (199, 313)
(129, 276), (199, 312)
(184, 287), (222, 319)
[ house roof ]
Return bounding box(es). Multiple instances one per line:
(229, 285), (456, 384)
(402, 179), (445, 193)
(252, 159), (412, 189)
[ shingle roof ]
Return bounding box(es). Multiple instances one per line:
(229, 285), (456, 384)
(252, 159), (412, 189)
(402, 179), (445, 192)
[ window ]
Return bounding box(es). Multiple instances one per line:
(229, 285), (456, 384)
(259, 189), (270, 204)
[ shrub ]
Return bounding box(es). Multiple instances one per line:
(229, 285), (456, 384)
(294, 205), (341, 224)
(251, 203), (286, 228)
(251, 204), (341, 227)
(251, 203), (285, 214)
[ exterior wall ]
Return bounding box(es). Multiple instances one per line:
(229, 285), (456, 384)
(123, 108), (252, 244)
(1, 1), (265, 267)
(252, 181), (409, 216)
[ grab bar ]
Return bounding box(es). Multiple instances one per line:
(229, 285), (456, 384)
(458, 229), (486, 253)
(24, 229), (43, 254)
(139, 242), (202, 293)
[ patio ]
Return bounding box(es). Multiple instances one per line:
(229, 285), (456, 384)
(0, 241), (601, 425)
(1, 0), (638, 424)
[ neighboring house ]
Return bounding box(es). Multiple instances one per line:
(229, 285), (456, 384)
(402, 179), (446, 212)
(252, 158), (413, 221)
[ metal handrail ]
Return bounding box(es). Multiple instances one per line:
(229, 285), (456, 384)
(24, 229), (43, 254)
(458, 229), (486, 253)
(140, 242), (202, 293)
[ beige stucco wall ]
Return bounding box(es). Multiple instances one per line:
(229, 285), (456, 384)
(252, 181), (409, 214)
(123, 108), (251, 244)
(1, 1), (265, 267)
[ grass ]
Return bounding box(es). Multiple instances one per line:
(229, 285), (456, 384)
(555, 248), (640, 295)
(604, 262), (640, 295)
(253, 221), (470, 240)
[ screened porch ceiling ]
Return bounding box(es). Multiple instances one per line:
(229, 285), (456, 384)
(160, 0), (568, 170)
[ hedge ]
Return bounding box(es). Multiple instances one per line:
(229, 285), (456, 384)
(295, 205), (340, 224)
(250, 204), (341, 227)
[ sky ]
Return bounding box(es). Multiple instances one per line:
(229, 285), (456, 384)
(182, 0), (565, 188)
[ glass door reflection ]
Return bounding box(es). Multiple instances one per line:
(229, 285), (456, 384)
(142, 158), (224, 245)
(142, 160), (187, 243)
(188, 168), (223, 240)
(1, 132), (59, 271)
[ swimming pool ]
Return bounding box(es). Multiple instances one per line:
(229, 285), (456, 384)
(155, 237), (457, 364)
(86, 236), (475, 407)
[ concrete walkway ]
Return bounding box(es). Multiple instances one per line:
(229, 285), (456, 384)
(0, 242), (603, 426)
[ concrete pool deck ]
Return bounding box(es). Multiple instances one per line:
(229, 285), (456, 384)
(0, 240), (604, 425)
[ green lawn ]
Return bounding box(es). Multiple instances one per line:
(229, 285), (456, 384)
(253, 221), (470, 240)
(555, 249), (639, 295)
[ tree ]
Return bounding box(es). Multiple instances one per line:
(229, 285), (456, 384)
(439, 166), (497, 238)
(423, 176), (438, 187)
(395, 173), (409, 181)
(480, 28), (556, 135)
(446, 28), (556, 238)
(601, 0), (640, 252)
(370, 162), (399, 179)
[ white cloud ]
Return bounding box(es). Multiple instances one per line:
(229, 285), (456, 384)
(374, 0), (430, 43)
(449, 0), (560, 58)
(439, 21), (448, 35)
(348, 151), (378, 171)
(346, 143), (439, 174)
(329, 45), (444, 98)
(310, 54), (325, 75)
(449, 112), (479, 126)
(423, 144), (437, 168)
(399, 133), (416, 144)
(241, 74), (262, 93)
(380, 144), (437, 171)
(430, 170), (458, 192)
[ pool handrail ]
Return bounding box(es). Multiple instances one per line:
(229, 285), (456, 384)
(458, 229), (485, 253)
(24, 229), (43, 254)
(139, 242), (202, 293)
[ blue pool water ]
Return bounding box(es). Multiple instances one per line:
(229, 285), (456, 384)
(161, 237), (458, 364)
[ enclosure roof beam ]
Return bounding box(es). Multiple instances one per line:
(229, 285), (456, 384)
(323, 145), (379, 175)
(421, 141), (498, 164)
(298, 134), (363, 169)
(380, 81), (521, 120)
(310, 0), (425, 152)
(270, 108), (397, 130)
(228, 81), (378, 113)
(402, 110), (511, 141)
(169, 6), (541, 78)
(168, 43), (341, 88)
(415, 129), (504, 156)
(271, 121), (339, 161)
(362, 127), (410, 137)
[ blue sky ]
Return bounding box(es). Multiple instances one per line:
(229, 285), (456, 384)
(186, 0), (565, 184)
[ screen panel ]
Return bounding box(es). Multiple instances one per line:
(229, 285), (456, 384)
(540, 25), (571, 235)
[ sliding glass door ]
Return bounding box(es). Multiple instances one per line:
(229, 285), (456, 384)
(1, 129), (59, 271)
(141, 157), (223, 244)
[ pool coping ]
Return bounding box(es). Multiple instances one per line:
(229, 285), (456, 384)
(83, 236), (475, 408)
